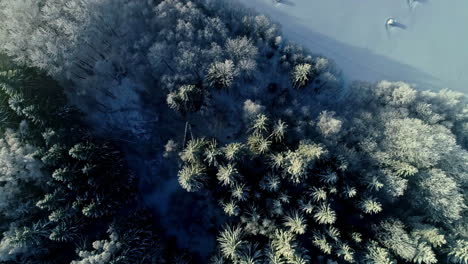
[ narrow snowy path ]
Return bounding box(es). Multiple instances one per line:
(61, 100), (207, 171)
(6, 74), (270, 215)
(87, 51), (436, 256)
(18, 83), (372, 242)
(238, 0), (468, 92)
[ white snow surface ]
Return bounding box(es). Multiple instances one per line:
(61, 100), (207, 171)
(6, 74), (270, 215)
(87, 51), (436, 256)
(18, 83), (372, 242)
(238, 0), (468, 92)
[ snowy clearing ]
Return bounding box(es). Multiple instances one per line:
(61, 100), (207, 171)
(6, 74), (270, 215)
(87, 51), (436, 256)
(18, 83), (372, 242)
(238, 0), (468, 92)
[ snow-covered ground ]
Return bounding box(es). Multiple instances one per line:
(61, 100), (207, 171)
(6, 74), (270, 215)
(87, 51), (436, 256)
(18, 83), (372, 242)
(238, 0), (468, 92)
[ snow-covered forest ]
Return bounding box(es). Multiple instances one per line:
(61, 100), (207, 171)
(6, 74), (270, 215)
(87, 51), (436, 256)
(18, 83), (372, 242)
(0, 0), (466, 263)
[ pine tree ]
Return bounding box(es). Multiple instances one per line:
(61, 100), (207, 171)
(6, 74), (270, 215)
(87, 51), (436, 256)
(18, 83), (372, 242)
(231, 183), (249, 201)
(207, 60), (239, 89)
(271, 229), (297, 260)
(311, 187), (327, 202)
(365, 241), (396, 264)
(167, 84), (204, 114)
(221, 200), (240, 217)
(377, 220), (417, 262)
(272, 119), (288, 142)
(291, 64), (312, 89)
(313, 203), (336, 225)
(223, 143), (245, 162)
(178, 162), (207, 192)
(411, 225), (446, 248)
(415, 169), (465, 222)
(448, 240), (468, 264)
(247, 133), (272, 155)
(283, 211), (307, 235)
(218, 225), (245, 261)
(412, 242), (437, 264)
(180, 138), (208, 163)
(312, 233), (332, 254)
(217, 163), (239, 186)
(360, 197), (383, 215)
(336, 242), (355, 263)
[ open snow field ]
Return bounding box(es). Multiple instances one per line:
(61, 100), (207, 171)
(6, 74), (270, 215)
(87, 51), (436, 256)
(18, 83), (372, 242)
(238, 0), (468, 92)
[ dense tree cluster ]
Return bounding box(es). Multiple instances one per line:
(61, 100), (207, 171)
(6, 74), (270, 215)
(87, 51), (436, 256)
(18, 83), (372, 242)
(0, 0), (341, 139)
(0, 58), (174, 263)
(178, 80), (467, 263)
(0, 0), (161, 135)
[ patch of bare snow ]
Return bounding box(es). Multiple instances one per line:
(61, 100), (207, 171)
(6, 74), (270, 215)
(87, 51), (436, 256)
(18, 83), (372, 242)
(238, 0), (468, 92)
